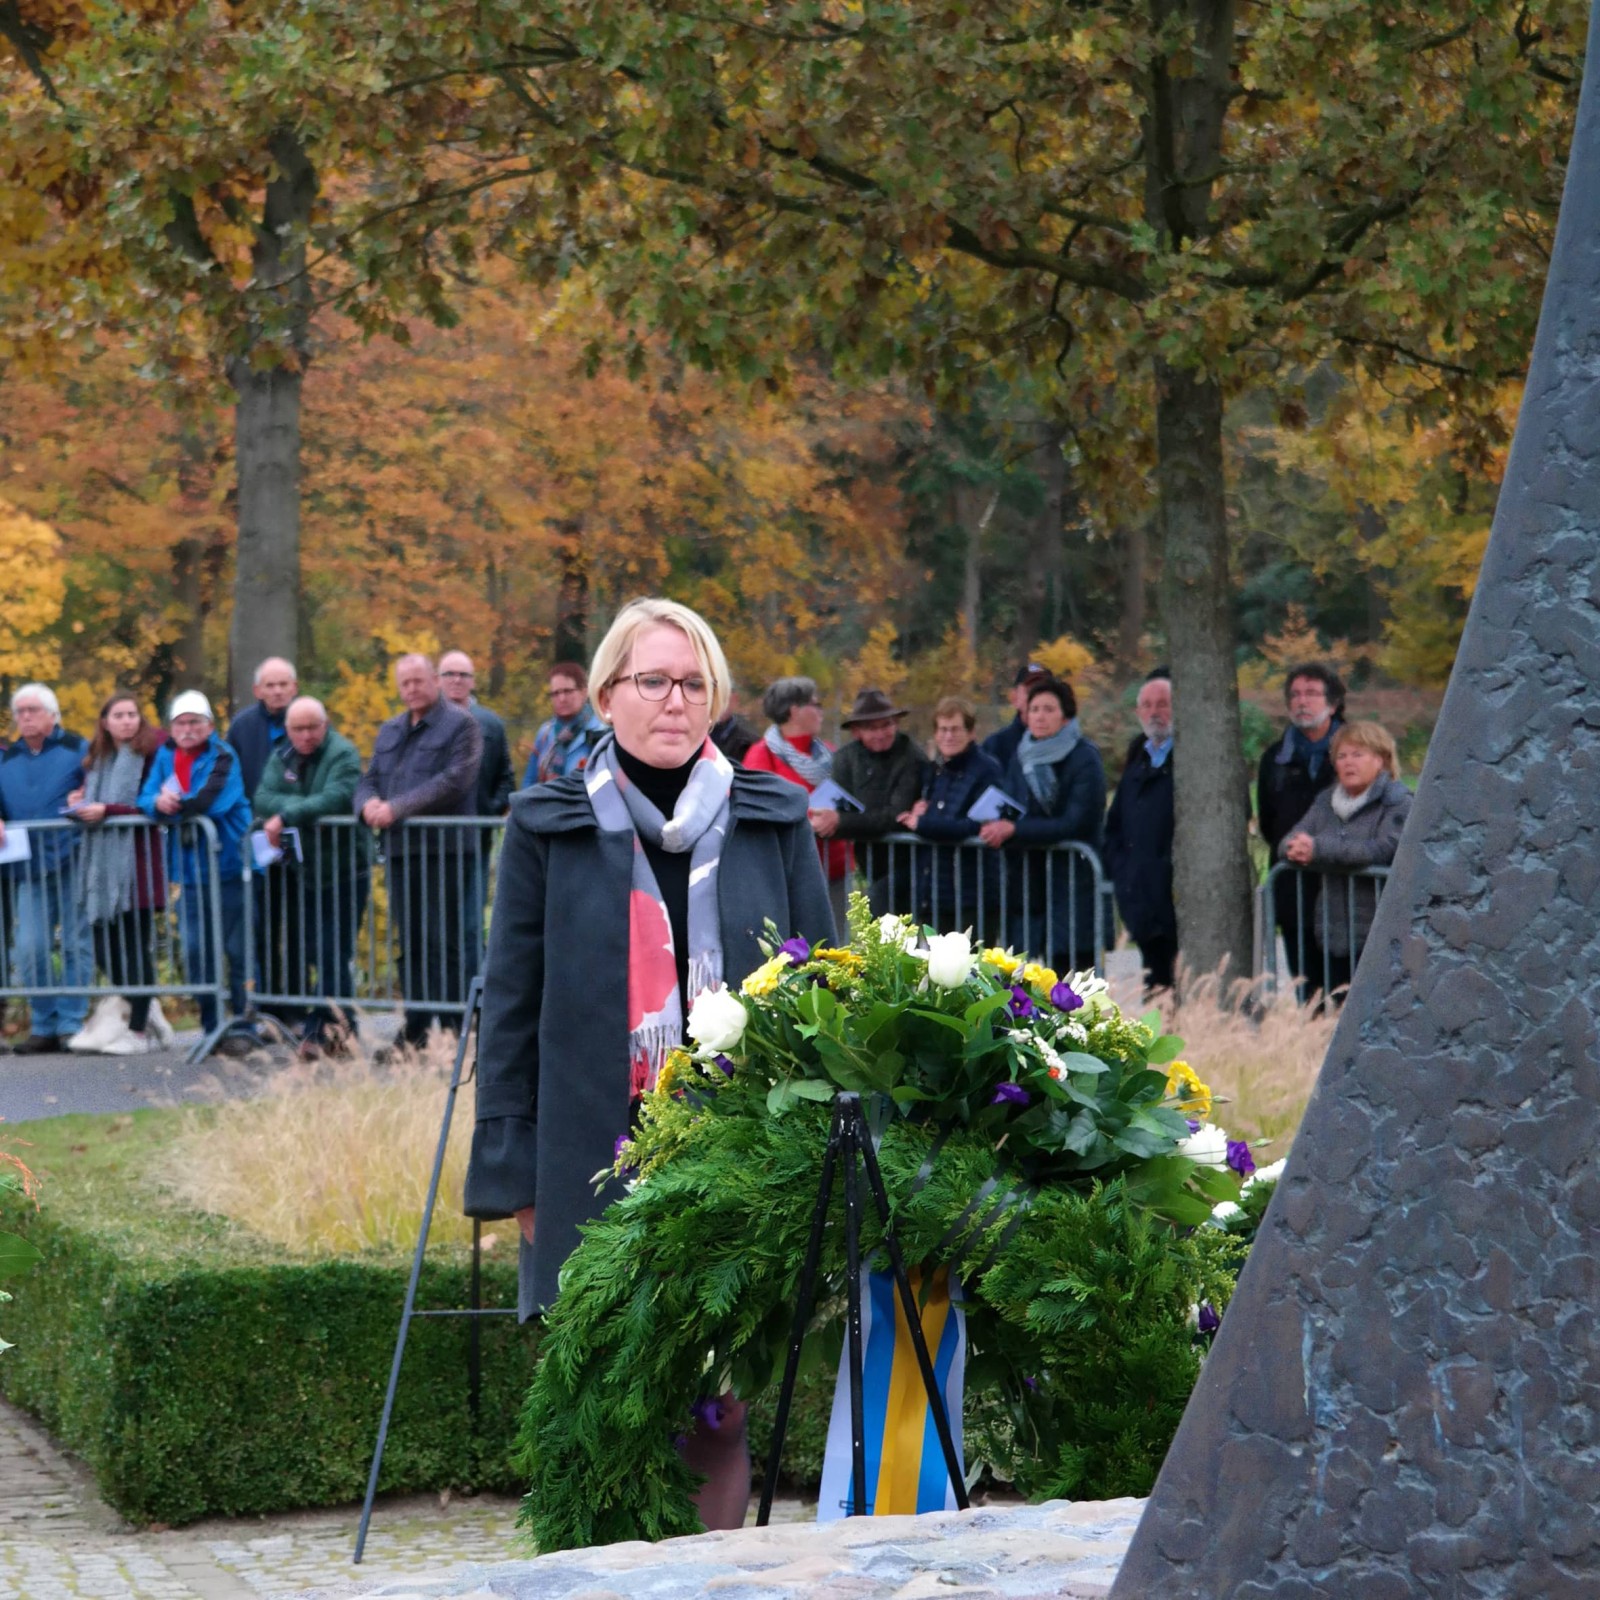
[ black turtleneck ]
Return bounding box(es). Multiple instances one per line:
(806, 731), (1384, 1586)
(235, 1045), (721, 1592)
(616, 743), (700, 1003)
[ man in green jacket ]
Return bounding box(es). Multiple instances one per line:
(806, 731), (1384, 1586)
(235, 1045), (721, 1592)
(253, 697), (367, 1056)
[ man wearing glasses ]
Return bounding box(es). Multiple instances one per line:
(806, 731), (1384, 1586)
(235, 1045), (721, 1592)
(1257, 662), (1346, 997)
(523, 662), (607, 787)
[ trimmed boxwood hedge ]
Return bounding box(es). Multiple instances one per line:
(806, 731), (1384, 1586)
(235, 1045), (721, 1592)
(0, 1110), (538, 1526)
(0, 1109), (834, 1527)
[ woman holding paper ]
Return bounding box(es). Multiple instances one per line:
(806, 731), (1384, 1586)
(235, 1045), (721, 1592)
(66, 693), (173, 1055)
(902, 696), (1007, 933)
(743, 676), (854, 927)
(984, 677), (1107, 974)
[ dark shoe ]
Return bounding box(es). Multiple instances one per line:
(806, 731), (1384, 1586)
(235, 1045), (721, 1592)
(214, 1034), (259, 1060)
(14, 1034), (61, 1055)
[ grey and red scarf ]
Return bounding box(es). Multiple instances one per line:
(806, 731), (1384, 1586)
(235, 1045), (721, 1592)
(586, 733), (734, 1096)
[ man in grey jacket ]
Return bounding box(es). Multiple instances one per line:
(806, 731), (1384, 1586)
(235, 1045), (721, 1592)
(355, 655), (483, 1047)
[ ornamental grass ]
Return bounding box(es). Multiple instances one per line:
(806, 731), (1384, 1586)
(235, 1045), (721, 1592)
(1125, 962), (1337, 1149)
(166, 1028), (477, 1254)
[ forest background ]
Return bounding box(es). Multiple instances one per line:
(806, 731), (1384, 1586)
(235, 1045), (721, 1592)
(0, 0), (1587, 974)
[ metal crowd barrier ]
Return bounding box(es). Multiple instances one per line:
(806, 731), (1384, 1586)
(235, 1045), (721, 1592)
(0, 816), (228, 1062)
(1254, 860), (1393, 1000)
(863, 833), (1116, 972)
(243, 815), (503, 1035)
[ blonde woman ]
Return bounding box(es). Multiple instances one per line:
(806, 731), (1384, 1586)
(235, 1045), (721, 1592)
(464, 597), (834, 1529)
(1278, 720), (1411, 997)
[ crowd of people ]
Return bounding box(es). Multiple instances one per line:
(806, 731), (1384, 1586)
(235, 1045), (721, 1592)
(0, 640), (1409, 1059)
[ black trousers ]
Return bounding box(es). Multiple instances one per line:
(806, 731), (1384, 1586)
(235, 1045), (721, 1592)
(92, 908), (157, 1033)
(391, 852), (473, 1045)
(1136, 934), (1179, 993)
(260, 871), (370, 1040)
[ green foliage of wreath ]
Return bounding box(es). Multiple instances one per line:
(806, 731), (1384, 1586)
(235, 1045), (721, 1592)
(514, 1099), (1245, 1553)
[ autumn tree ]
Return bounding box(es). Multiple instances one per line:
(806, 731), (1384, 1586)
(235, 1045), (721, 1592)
(425, 0), (1583, 976)
(0, 0), (536, 704)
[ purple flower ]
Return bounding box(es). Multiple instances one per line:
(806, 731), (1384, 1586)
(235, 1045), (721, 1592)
(1197, 1302), (1221, 1336)
(1023, 1375), (1040, 1392)
(714, 1054), (736, 1077)
(779, 935), (812, 964)
(1049, 981), (1083, 1012)
(1226, 1139), (1256, 1178)
(1186, 1118), (1201, 1134)
(613, 1133), (638, 1180)
(1008, 985), (1036, 1019)
(991, 1082), (1031, 1108)
(691, 1396), (727, 1431)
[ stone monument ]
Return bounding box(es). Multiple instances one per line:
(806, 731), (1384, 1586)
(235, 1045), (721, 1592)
(1112, 11), (1600, 1596)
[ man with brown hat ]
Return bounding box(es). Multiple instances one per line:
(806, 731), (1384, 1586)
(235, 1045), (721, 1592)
(811, 688), (929, 916)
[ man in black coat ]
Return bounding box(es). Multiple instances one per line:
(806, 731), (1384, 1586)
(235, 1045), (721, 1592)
(1103, 671), (1177, 992)
(1255, 662), (1345, 993)
(981, 663), (1052, 772)
(439, 650), (515, 816)
(226, 657), (298, 796)
(355, 654), (483, 1047)
(227, 656), (298, 1024)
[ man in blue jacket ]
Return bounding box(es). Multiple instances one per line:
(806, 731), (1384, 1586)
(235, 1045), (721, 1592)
(0, 684), (90, 1052)
(139, 691), (253, 1046)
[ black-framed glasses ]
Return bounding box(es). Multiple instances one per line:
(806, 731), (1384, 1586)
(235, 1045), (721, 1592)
(617, 671), (713, 705)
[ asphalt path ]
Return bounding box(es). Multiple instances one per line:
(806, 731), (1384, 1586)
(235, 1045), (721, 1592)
(0, 1034), (280, 1123)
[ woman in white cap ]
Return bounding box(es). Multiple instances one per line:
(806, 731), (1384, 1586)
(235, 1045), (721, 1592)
(138, 691), (254, 1048)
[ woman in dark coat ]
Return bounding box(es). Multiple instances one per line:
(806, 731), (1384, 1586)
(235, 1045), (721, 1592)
(1277, 720), (1411, 1000)
(985, 677), (1107, 974)
(903, 695), (1005, 935)
(465, 597), (834, 1530)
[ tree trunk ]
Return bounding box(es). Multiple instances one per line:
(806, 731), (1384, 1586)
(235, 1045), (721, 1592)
(169, 538), (207, 692)
(553, 528), (589, 662)
(227, 130), (316, 709)
(1117, 520), (1148, 669)
(951, 483), (993, 657)
(1155, 363), (1254, 983)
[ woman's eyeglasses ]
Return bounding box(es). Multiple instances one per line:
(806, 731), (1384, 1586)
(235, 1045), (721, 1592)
(618, 672), (713, 704)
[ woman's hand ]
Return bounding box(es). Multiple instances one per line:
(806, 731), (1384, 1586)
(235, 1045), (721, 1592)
(979, 819), (1016, 848)
(67, 787), (85, 806)
(515, 1205), (535, 1245)
(74, 802), (107, 825)
(809, 807), (840, 838)
(1283, 832), (1315, 865)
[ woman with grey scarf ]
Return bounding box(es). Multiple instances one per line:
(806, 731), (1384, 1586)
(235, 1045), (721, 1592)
(65, 693), (172, 1055)
(988, 677), (1108, 973)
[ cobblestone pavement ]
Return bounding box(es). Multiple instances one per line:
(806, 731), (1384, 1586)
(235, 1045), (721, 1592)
(0, 1401), (821, 1600)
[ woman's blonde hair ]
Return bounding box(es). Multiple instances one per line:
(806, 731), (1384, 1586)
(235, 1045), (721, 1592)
(588, 598), (732, 722)
(1331, 720), (1400, 781)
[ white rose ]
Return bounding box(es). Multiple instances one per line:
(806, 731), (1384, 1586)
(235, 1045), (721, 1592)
(687, 986), (748, 1053)
(879, 912), (912, 942)
(923, 931), (975, 988)
(1178, 1124), (1229, 1169)
(1208, 1201), (1242, 1227)
(1243, 1158), (1286, 1192)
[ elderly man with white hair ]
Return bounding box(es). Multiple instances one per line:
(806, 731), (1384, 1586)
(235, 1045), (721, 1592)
(0, 684), (92, 1052)
(253, 697), (367, 1057)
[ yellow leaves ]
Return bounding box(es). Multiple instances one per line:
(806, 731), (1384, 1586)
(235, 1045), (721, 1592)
(0, 498), (65, 680)
(1031, 633), (1094, 681)
(325, 660), (398, 755)
(836, 619), (906, 707)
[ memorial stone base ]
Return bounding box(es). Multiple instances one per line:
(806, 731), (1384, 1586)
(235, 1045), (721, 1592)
(289, 1499), (1143, 1600)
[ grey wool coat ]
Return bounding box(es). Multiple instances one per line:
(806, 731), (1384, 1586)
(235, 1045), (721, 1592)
(463, 766), (837, 1318)
(1277, 772), (1412, 958)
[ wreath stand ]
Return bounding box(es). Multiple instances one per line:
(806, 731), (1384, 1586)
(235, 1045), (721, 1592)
(756, 1092), (970, 1524)
(353, 978), (519, 1564)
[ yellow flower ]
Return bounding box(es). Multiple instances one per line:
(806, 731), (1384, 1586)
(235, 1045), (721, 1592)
(1164, 1060), (1213, 1119)
(741, 953), (793, 998)
(982, 947), (1022, 976)
(656, 1047), (695, 1096)
(814, 946), (864, 970)
(1021, 962), (1059, 994)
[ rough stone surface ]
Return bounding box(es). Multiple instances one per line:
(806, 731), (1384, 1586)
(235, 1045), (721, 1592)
(284, 1500), (1144, 1600)
(1113, 14), (1600, 1596)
